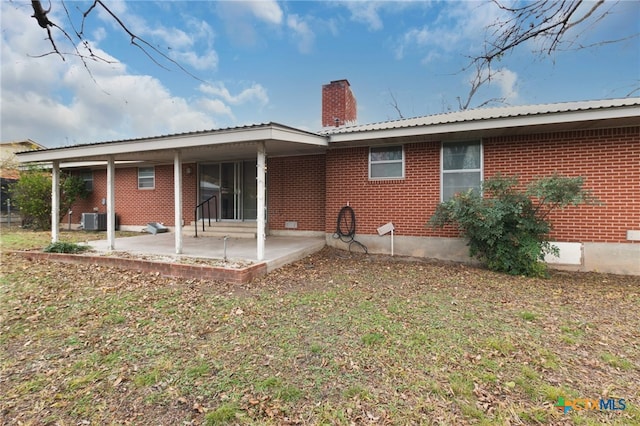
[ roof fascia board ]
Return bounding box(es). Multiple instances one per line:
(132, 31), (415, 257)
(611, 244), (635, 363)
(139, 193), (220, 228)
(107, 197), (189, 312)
(21, 160), (146, 170)
(16, 124), (327, 163)
(328, 107), (640, 144)
(270, 126), (328, 146)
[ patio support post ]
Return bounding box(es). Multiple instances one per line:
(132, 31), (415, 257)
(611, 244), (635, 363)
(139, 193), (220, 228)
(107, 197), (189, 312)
(51, 160), (60, 243)
(174, 149), (183, 254)
(106, 156), (116, 250)
(257, 141), (266, 261)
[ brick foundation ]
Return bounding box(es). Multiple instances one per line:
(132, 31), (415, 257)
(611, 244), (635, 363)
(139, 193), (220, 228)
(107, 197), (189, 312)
(11, 250), (267, 284)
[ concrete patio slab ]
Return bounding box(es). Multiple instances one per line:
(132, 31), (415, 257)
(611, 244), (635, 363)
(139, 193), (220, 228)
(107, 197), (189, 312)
(88, 232), (326, 272)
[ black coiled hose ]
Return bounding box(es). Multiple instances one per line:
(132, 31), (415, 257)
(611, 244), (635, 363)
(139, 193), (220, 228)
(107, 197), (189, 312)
(333, 206), (368, 254)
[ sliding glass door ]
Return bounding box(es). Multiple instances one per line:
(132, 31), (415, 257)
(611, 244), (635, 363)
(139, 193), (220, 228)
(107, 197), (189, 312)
(199, 161), (257, 221)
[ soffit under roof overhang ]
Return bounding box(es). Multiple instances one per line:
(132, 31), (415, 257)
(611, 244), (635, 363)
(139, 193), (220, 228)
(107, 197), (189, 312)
(15, 123), (328, 166)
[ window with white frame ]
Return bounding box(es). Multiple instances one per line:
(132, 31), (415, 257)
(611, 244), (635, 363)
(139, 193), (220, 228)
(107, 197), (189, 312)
(441, 141), (482, 201)
(138, 166), (155, 189)
(369, 145), (404, 179)
(80, 170), (93, 192)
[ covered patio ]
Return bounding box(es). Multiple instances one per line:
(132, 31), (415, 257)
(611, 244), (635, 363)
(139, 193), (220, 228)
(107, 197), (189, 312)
(15, 123), (328, 263)
(88, 232), (326, 272)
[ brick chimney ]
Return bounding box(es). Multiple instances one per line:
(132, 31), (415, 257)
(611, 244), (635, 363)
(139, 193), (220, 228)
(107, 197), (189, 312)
(322, 79), (357, 127)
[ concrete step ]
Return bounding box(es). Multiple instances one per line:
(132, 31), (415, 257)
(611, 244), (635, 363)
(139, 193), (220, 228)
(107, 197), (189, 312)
(190, 221), (257, 239)
(198, 231), (257, 239)
(190, 220), (256, 228)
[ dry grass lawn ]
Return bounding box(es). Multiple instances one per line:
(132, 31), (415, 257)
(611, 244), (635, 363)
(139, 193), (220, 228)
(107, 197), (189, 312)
(1, 229), (639, 425)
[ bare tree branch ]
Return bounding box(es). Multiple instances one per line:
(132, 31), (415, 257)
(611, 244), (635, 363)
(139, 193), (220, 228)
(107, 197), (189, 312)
(626, 84), (640, 97)
(388, 90), (404, 119)
(457, 62), (506, 111)
(31, 0), (53, 29)
(485, 0), (602, 61)
(28, 0), (204, 83)
(30, 0), (114, 86)
(30, 0), (64, 60)
(459, 0), (638, 110)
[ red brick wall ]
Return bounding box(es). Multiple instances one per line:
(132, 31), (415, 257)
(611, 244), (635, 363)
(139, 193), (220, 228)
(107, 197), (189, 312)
(267, 155), (326, 231)
(484, 127), (640, 243)
(70, 125), (638, 244)
(325, 142), (447, 237)
(322, 80), (357, 127)
(325, 126), (639, 244)
(71, 163), (198, 227)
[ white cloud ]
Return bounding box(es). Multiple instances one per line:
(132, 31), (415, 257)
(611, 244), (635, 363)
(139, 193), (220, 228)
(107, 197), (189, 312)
(0, 2), (227, 147)
(171, 49), (218, 71)
(286, 14), (315, 54)
(148, 26), (194, 50)
(344, 2), (384, 31)
(94, 0), (218, 72)
(393, 24), (437, 59)
(493, 68), (519, 103)
(199, 82), (269, 106)
(197, 99), (235, 119)
(215, 1), (314, 54)
(341, 1), (424, 32)
(246, 0), (284, 25)
(420, 50), (442, 66)
(394, 2), (506, 60)
(92, 27), (108, 43)
(59, 60), (216, 138)
(216, 1), (283, 47)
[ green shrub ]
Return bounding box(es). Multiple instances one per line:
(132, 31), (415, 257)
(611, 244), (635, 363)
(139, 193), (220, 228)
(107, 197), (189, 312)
(429, 174), (596, 277)
(9, 168), (89, 230)
(9, 170), (51, 230)
(43, 241), (89, 254)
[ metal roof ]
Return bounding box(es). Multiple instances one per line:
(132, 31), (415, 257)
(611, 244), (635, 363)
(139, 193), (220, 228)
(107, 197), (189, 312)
(17, 122), (319, 154)
(321, 98), (640, 136)
(15, 98), (640, 164)
(15, 122), (328, 164)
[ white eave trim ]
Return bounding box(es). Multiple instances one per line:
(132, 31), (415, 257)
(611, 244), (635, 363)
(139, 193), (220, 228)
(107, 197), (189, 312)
(327, 105), (640, 143)
(16, 124), (327, 163)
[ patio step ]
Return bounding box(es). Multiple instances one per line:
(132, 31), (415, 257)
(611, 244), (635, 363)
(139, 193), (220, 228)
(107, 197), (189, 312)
(190, 221), (257, 239)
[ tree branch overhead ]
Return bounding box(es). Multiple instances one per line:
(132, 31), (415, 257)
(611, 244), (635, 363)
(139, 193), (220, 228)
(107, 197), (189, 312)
(28, 0), (203, 82)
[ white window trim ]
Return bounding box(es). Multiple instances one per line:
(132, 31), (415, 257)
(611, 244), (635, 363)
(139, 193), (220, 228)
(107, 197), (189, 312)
(369, 145), (405, 180)
(138, 166), (155, 190)
(440, 140), (483, 202)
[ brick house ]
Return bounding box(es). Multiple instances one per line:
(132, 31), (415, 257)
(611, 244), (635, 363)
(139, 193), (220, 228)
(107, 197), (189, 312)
(16, 80), (640, 274)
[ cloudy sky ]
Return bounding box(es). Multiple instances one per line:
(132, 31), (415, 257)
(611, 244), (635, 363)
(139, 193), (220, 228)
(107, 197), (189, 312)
(1, 0), (638, 148)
